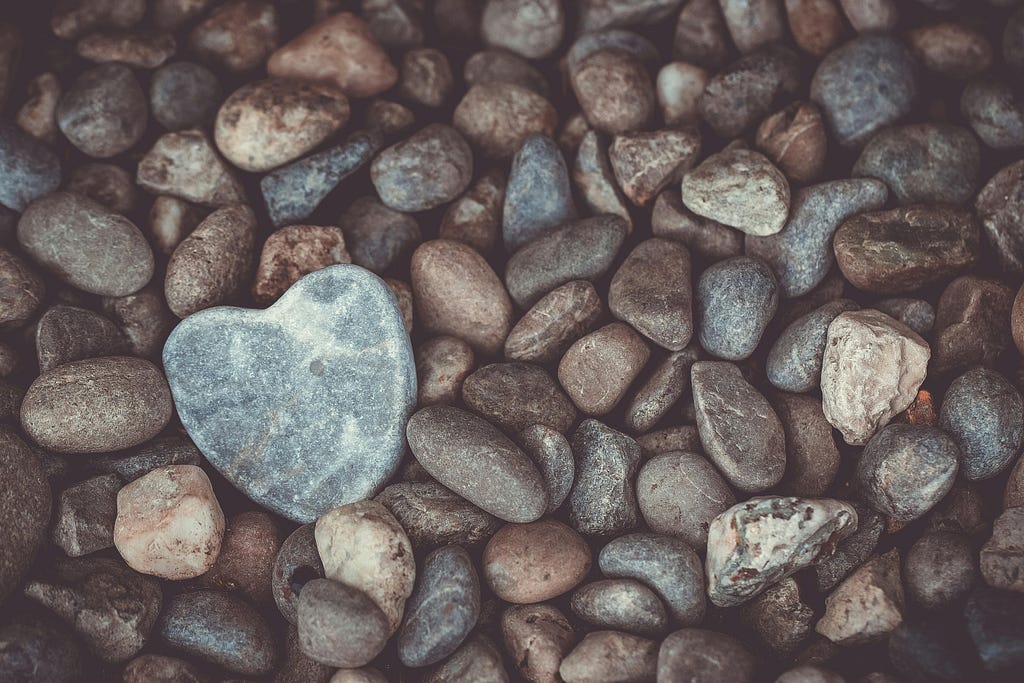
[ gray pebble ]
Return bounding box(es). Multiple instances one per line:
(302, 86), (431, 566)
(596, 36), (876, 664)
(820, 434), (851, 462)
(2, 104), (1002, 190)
(940, 367), (1024, 481)
(560, 631), (658, 683)
(122, 653), (209, 683)
(371, 123), (473, 212)
(976, 159), (1024, 275)
(0, 120), (61, 212)
(772, 392), (841, 497)
(931, 275), (1013, 377)
(518, 424), (575, 514)
(503, 133), (575, 251)
(18, 191), (154, 297)
(570, 47), (656, 135)
(339, 196), (421, 273)
(856, 424), (960, 522)
(692, 361), (786, 491)
(376, 480), (502, 549)
(425, 633), (508, 683)
(0, 247), (45, 326)
(398, 545), (480, 667)
(571, 579), (668, 636)
(697, 256), (778, 360)
(962, 79), (1024, 149)
(51, 474), (120, 557)
(272, 523), (325, 625)
(84, 435), (201, 482)
(636, 451), (735, 548)
(464, 49), (548, 96)
(57, 63), (147, 158)
(609, 238), (693, 352)
(699, 44), (800, 138)
(573, 130), (633, 234)
(766, 299), (860, 393)
(874, 298), (935, 336)
(35, 305), (126, 372)
(150, 61), (222, 130)
(0, 431), (51, 602)
(624, 345), (699, 433)
(439, 167), (505, 255)
(136, 129), (245, 208)
(658, 629), (755, 683)
(101, 285), (175, 359)
(462, 362), (577, 434)
(0, 613), (82, 683)
(906, 531), (975, 609)
(504, 280), (603, 364)
(569, 419), (641, 537)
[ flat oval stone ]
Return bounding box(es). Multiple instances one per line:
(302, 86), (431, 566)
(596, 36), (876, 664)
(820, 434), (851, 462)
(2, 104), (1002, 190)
(406, 405), (547, 523)
(0, 431), (50, 603)
(18, 192), (153, 297)
(398, 545), (480, 668)
(637, 451), (735, 548)
(941, 368), (1024, 481)
(976, 159), (1024, 275)
(910, 22), (992, 79)
(682, 147), (790, 236)
(766, 299), (860, 393)
(462, 362), (576, 434)
(501, 604), (574, 683)
(833, 205), (980, 294)
(696, 256), (778, 361)
(215, 79), (350, 172)
(0, 120), (61, 212)
(21, 356), (172, 453)
(503, 133), (575, 251)
(609, 238), (693, 351)
(482, 519), (591, 603)
(57, 63), (147, 158)
(36, 305), (127, 372)
(376, 481), (502, 549)
(692, 360), (786, 492)
(504, 280), (603, 364)
(371, 124), (473, 212)
(571, 579), (667, 636)
(163, 265), (416, 523)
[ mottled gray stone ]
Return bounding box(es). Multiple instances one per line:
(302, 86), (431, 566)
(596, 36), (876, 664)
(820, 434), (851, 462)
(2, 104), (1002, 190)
(163, 265), (415, 523)
(698, 44), (800, 138)
(503, 134), (575, 251)
(814, 503), (884, 592)
(658, 629), (755, 683)
(766, 299), (860, 393)
(856, 424), (960, 521)
(57, 63), (147, 158)
(261, 129), (382, 227)
(931, 275), (1013, 377)
(569, 420), (641, 537)
(636, 451), (734, 549)
(706, 496), (859, 607)
(681, 148), (790, 236)
(52, 474), (120, 557)
(719, 0), (785, 53)
(159, 590), (277, 676)
(398, 545), (480, 667)
(137, 129), (244, 208)
(0, 120), (61, 212)
(0, 612), (82, 683)
(577, 0), (682, 33)
(0, 430), (51, 603)
(907, 531), (975, 609)
(371, 123), (473, 212)
(941, 367), (1024, 481)
(741, 578), (814, 658)
(18, 192), (154, 297)
(692, 361), (786, 492)
(462, 362), (576, 434)
(609, 238), (693, 352)
(573, 130), (632, 233)
(518, 424), (574, 514)
(35, 305), (127, 372)
(696, 256), (778, 360)
(150, 61), (222, 130)
(875, 298), (935, 336)
(772, 392), (841, 497)
(962, 79), (1024, 150)
(624, 346), (699, 433)
(339, 195), (421, 273)
(811, 34), (917, 147)
(463, 49), (548, 96)
(571, 579), (667, 636)
(745, 179), (889, 298)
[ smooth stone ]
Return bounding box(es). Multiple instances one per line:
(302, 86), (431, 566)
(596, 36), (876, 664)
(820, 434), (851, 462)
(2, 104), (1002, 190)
(261, 129), (382, 226)
(84, 435), (201, 482)
(719, 0), (785, 52)
(0, 120), (61, 211)
(453, 82), (558, 161)
(18, 192), (153, 297)
(696, 256), (778, 360)
(17, 72), (60, 144)
(772, 392), (841, 497)
(0, 612), (82, 683)
(637, 449), (735, 549)
(624, 346), (699, 433)
(0, 431), (51, 602)
(339, 195), (421, 273)
(414, 335), (475, 407)
(658, 629), (755, 683)
(136, 129), (245, 207)
(163, 265), (415, 523)
(573, 129), (633, 233)
(150, 61), (222, 130)
(745, 179), (889, 298)
(57, 63), (146, 158)
(407, 405), (547, 523)
(571, 46), (655, 135)
(692, 361), (786, 492)
(35, 305), (126, 372)
(21, 356), (171, 453)
(610, 129), (702, 207)
(505, 215), (627, 309)
(52, 473), (120, 557)
(814, 501), (883, 591)
(907, 531), (975, 608)
(756, 101), (829, 184)
(821, 309), (931, 445)
(875, 297), (935, 336)
(272, 523), (325, 625)
(483, 519), (591, 603)
(561, 631), (658, 683)
(977, 159), (1024, 274)
(816, 550), (905, 645)
(424, 634), (508, 683)
(200, 510), (281, 605)
(568, 419), (641, 537)
(674, 0), (731, 68)
(811, 34), (917, 147)
(51, 0), (144, 39)
(501, 604), (574, 683)
(75, 29), (176, 68)
(24, 557), (161, 662)
(365, 0), (425, 47)
(572, 579), (667, 636)
(657, 61), (709, 127)
(410, 239), (512, 356)
(397, 48), (453, 107)
(378, 481), (501, 549)
(965, 587), (1024, 673)
(609, 239), (693, 352)
(372, 124), (472, 214)
(681, 147), (790, 236)
(251, 225), (351, 305)
(558, 323), (651, 416)
(651, 190), (743, 262)
(931, 275), (1013, 376)
(517, 424), (574, 515)
(503, 134), (575, 251)
(187, 0), (278, 72)
(740, 578), (814, 658)
(463, 49), (548, 96)
(67, 162), (136, 214)
(97, 285), (174, 360)
(911, 22), (992, 78)
(463, 363), (575, 434)
(215, 79), (349, 173)
(699, 44), (800, 138)
(577, 0), (682, 32)
(398, 545), (480, 667)
(440, 167), (505, 254)
(767, 299), (860, 392)
(481, 0), (563, 59)
(706, 496), (859, 607)
(504, 280), (603, 364)
(941, 367), (1024, 481)
(961, 79), (1024, 149)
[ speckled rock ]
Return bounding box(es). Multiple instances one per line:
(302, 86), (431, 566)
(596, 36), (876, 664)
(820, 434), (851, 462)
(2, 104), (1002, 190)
(159, 590), (277, 676)
(574, 579), (667, 637)
(0, 121), (61, 212)
(674, 0), (730, 68)
(101, 284), (176, 359)
(699, 44), (801, 138)
(503, 134), (575, 251)
(746, 178), (888, 298)
(150, 61), (222, 130)
(570, 46), (655, 135)
(756, 101), (828, 184)
(609, 239), (693, 351)
(706, 496), (858, 607)
(57, 63), (146, 158)
(251, 225), (351, 305)
(504, 281), (603, 364)
(407, 405), (547, 523)
(697, 256), (778, 360)
(483, 519), (591, 603)
(398, 545), (479, 667)
(371, 124), (473, 212)
(767, 299), (860, 392)
(0, 611), (82, 682)
(122, 654), (208, 683)
(376, 481), (501, 549)
(18, 191), (153, 297)
(772, 392), (841, 497)
(463, 363), (575, 434)
(164, 265), (415, 522)
(338, 195), (420, 273)
(74, 29), (176, 68)
(906, 531), (975, 608)
(931, 275), (1013, 376)
(0, 430), (51, 602)
(636, 451), (734, 548)
(453, 82), (557, 161)
(463, 49), (547, 96)
(719, 0), (785, 53)
(980, 507), (1024, 593)
(67, 163), (136, 214)
(187, 0), (277, 72)
(682, 147), (790, 236)
(35, 305), (126, 372)
(568, 420), (641, 537)
(559, 323), (650, 416)
(0, 249), (41, 327)
(624, 346), (699, 433)
(915, 20), (992, 76)
(414, 336), (474, 406)
(501, 603), (574, 683)
(740, 578), (814, 657)
(821, 309), (931, 445)
(272, 524), (324, 625)
(425, 634), (508, 683)
(941, 367), (1024, 481)
(961, 78), (1024, 150)
(976, 160), (1024, 275)
(136, 129), (245, 207)
(874, 297), (935, 336)
(560, 630), (658, 683)
(84, 435), (201, 482)
(398, 48), (452, 107)
(609, 129), (701, 207)
(816, 550), (905, 645)
(658, 629), (755, 683)
(51, 0), (146, 38)
(52, 474), (120, 557)
(440, 168), (504, 254)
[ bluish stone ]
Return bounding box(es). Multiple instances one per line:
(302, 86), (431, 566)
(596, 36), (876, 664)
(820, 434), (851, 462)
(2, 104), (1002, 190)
(0, 120), (61, 212)
(503, 133), (575, 251)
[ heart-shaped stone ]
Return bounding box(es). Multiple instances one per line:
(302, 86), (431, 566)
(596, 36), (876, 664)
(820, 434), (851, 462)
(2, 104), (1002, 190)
(163, 265), (416, 522)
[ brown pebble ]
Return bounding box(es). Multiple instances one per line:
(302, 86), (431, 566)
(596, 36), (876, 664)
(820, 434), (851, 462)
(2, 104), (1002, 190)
(756, 101), (829, 184)
(501, 603), (575, 683)
(439, 168), (505, 254)
(188, 0), (278, 72)
(651, 190), (744, 262)
(909, 22), (993, 79)
(0, 247), (45, 327)
(398, 48), (453, 108)
(102, 284), (176, 359)
(558, 322), (651, 416)
(136, 129), (245, 207)
(16, 72), (61, 144)
(68, 163), (136, 214)
(52, 474), (120, 558)
(560, 631), (658, 683)
(609, 238), (693, 351)
(816, 550), (905, 645)
(483, 519), (592, 603)
(463, 362), (577, 434)
(505, 280), (604, 364)
(52, 0), (146, 39)
(200, 510), (282, 604)
(609, 129), (701, 207)
(76, 30), (176, 69)
(453, 82), (558, 160)
(251, 225), (351, 305)
(785, 0), (844, 57)
(123, 654), (209, 683)
(624, 346), (700, 434)
(571, 48), (655, 135)
(415, 335), (475, 406)
(384, 277), (414, 334)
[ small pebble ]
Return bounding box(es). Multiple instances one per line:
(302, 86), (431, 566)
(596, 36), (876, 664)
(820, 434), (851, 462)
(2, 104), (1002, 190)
(482, 519), (591, 603)
(272, 524), (324, 625)
(816, 550), (905, 645)
(188, 0), (278, 72)
(200, 510), (281, 605)
(371, 124), (473, 212)
(719, 0), (786, 53)
(463, 362), (576, 434)
(756, 101), (829, 184)
(398, 48), (453, 108)
(414, 335), (474, 406)
(699, 44), (801, 138)
(651, 190), (744, 262)
(122, 654), (208, 683)
(773, 392), (841, 497)
(568, 419), (642, 537)
(52, 474), (120, 557)
(518, 424), (574, 514)
(57, 63), (147, 158)
(339, 195), (421, 273)
(609, 238), (693, 351)
(425, 634), (508, 683)
(767, 299), (860, 392)
(102, 284), (176, 359)
(559, 323), (650, 416)
(376, 481), (501, 549)
(440, 168), (504, 254)
(67, 162), (136, 214)
(786, 0), (844, 57)
(931, 275), (1013, 376)
(571, 579), (667, 636)
(503, 133), (575, 251)
(981, 507), (1024, 593)
(75, 29), (176, 68)
(636, 451), (735, 548)
(697, 256), (779, 360)
(570, 46), (655, 135)
(52, 0), (145, 39)
(874, 297), (935, 336)
(906, 531), (975, 608)
(298, 579), (390, 668)
(658, 629), (755, 683)
(0, 249), (44, 327)
(481, 0), (563, 59)
(560, 630), (658, 683)
(251, 225), (351, 305)
(15, 72), (61, 145)
(35, 304), (126, 372)
(0, 431), (51, 602)
(573, 130), (632, 234)
(909, 22), (993, 79)
(941, 367), (1024, 481)
(136, 129), (245, 207)
(501, 603), (574, 683)
(453, 82), (558, 160)
(504, 280), (603, 364)
(656, 61), (709, 127)
(674, 0), (730, 68)
(961, 78), (1024, 150)
(150, 61), (222, 130)
(610, 129), (701, 207)
(740, 578), (814, 657)
(624, 346), (699, 433)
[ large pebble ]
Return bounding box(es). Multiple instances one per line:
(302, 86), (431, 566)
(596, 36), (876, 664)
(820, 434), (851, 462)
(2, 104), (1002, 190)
(699, 44), (800, 138)
(137, 129), (245, 207)
(911, 22), (992, 79)
(398, 545), (479, 667)
(820, 309), (930, 445)
(164, 265), (415, 522)
(609, 238), (693, 351)
(941, 367), (1024, 481)
(463, 363), (575, 434)
(773, 392), (841, 497)
(0, 248), (45, 326)
(36, 305), (126, 372)
(981, 507), (1024, 593)
(101, 285), (176, 359)
(504, 280), (603, 363)
(816, 550), (905, 645)
(756, 100), (829, 184)
(407, 405), (547, 523)
(855, 424), (960, 522)
(637, 451), (735, 548)
(961, 78), (1024, 150)
(371, 124), (473, 212)
(57, 63), (146, 158)
(251, 225), (351, 305)
(0, 120), (61, 212)
(377, 481), (501, 549)
(150, 61), (222, 131)
(571, 579), (667, 636)
(501, 604), (574, 683)
(315, 500), (415, 634)
(440, 167), (504, 254)
(561, 631), (658, 683)
(22, 356), (171, 453)
(571, 47), (655, 135)
(425, 633), (508, 683)
(453, 82), (557, 160)
(658, 629), (755, 683)
(692, 361), (785, 492)
(18, 192), (153, 297)
(0, 612), (82, 682)
(0, 431), (50, 602)
(706, 496), (858, 607)
(215, 79), (349, 172)
(503, 134), (575, 251)
(931, 275), (1013, 377)
(569, 420), (641, 537)
(559, 323), (650, 416)
(483, 519), (591, 603)
(52, 473), (120, 557)
(696, 255), (778, 360)
(976, 159), (1024, 274)
(767, 299), (860, 393)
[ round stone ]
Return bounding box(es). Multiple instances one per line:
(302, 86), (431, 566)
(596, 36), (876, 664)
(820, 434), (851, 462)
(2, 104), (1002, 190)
(940, 367), (1024, 481)
(297, 579), (390, 669)
(637, 451), (735, 548)
(482, 519), (592, 603)
(696, 256), (779, 361)
(371, 124), (473, 212)
(57, 63), (147, 158)
(570, 579), (668, 636)
(150, 61), (222, 130)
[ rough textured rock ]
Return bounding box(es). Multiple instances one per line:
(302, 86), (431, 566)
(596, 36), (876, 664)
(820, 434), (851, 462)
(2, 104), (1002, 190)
(122, 654), (208, 683)
(568, 420), (642, 537)
(187, 0), (278, 72)
(67, 162), (136, 214)
(962, 78), (1024, 150)
(657, 629), (755, 683)
(570, 47), (655, 135)
(504, 280), (603, 364)
(371, 124), (473, 212)
(941, 367), (1024, 481)
(52, 474), (120, 557)
(756, 101), (828, 183)
(609, 239), (693, 351)
(623, 346), (698, 433)
(57, 63), (147, 158)
(35, 305), (126, 372)
(573, 130), (632, 234)
(610, 129), (701, 207)
(636, 451), (735, 548)
(0, 430), (51, 602)
(440, 167), (504, 254)
(84, 435), (201, 482)
(767, 299), (860, 393)
(976, 159), (1024, 275)
(517, 425), (574, 514)
(820, 309), (931, 445)
(272, 523), (324, 625)
(696, 256), (779, 360)
(200, 510), (281, 605)
(560, 631), (658, 683)
(0, 120), (61, 211)
(816, 551), (905, 645)
(136, 129), (245, 207)
(414, 336), (474, 407)
(251, 225), (351, 305)
(699, 44), (801, 138)
(931, 275), (1013, 376)
(706, 496), (858, 607)
(483, 519), (591, 603)
(503, 133), (575, 251)
(463, 363), (575, 434)
(740, 577), (814, 657)
(906, 531), (975, 608)
(558, 323), (650, 416)
(501, 604), (574, 683)
(376, 481), (501, 549)
(397, 48), (453, 107)
(164, 265), (415, 523)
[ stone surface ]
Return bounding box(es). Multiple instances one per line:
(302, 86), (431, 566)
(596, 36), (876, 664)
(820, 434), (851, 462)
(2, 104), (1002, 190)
(483, 519), (591, 603)
(558, 323), (650, 416)
(821, 309), (931, 445)
(636, 451), (735, 548)
(517, 425), (574, 514)
(136, 129), (245, 207)
(874, 297), (935, 336)
(122, 654), (208, 683)
(610, 129), (701, 207)
(772, 392), (841, 497)
(889, 620), (975, 683)
(674, 0), (729, 67)
(740, 577), (814, 657)
(463, 363), (575, 434)
(481, 0), (563, 59)
(407, 405), (547, 523)
(624, 346), (698, 433)
(706, 496), (858, 607)
(75, 29), (176, 68)
(504, 280), (603, 364)
(164, 265), (415, 522)
(609, 239), (692, 352)
(440, 168), (504, 254)
(699, 44), (801, 138)
(816, 550), (905, 645)
(425, 633), (508, 683)
(67, 162), (136, 214)
(571, 579), (667, 636)
(568, 420), (642, 537)
(371, 124), (473, 212)
(962, 78), (1024, 150)
(377, 481), (501, 549)
(52, 473), (120, 557)
(503, 134), (575, 251)
(414, 336), (474, 407)
(272, 523), (324, 625)
(150, 61), (222, 131)
(0, 611), (83, 682)
(560, 630), (658, 683)
(85, 435), (201, 482)
(573, 130), (632, 234)
(463, 49), (547, 96)
(910, 21), (992, 78)
(453, 82), (558, 160)
(981, 507), (1024, 593)
(976, 159), (1024, 274)
(398, 48), (453, 107)
(101, 285), (176, 359)
(200, 510), (281, 604)
(188, 0), (278, 72)
(18, 191), (153, 297)
(57, 63), (147, 158)
(941, 367), (1024, 481)
(657, 629), (755, 683)
(339, 195), (421, 273)
(501, 603), (574, 683)
(692, 361), (786, 492)
(35, 305), (126, 372)
(696, 256), (779, 360)
(251, 225), (351, 305)
(571, 47), (655, 135)
(0, 248), (45, 327)
(965, 587), (1024, 673)
(906, 531), (975, 608)
(767, 299), (860, 392)
(0, 430), (51, 602)
(0, 120), (61, 212)
(756, 101), (828, 184)
(931, 276), (1013, 376)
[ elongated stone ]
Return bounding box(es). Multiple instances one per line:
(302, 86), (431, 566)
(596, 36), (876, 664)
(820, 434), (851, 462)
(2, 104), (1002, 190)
(503, 133), (575, 251)
(817, 551), (905, 645)
(624, 346), (699, 433)
(941, 368), (1024, 481)
(696, 256), (778, 360)
(463, 362), (576, 434)
(376, 481), (501, 549)
(504, 280), (603, 364)
(568, 420), (641, 537)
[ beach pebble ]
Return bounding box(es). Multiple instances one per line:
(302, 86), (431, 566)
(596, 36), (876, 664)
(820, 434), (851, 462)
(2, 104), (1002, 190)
(453, 82), (558, 160)
(463, 48), (547, 96)
(481, 0), (563, 59)
(961, 78), (1024, 150)
(200, 510), (281, 605)
(0, 431), (51, 602)
(570, 47), (655, 135)
(816, 551), (905, 645)
(136, 129), (245, 207)
(740, 578), (814, 657)
(767, 299), (860, 392)
(609, 238), (693, 351)
(573, 130), (632, 234)
(57, 63), (146, 158)
(75, 29), (176, 68)
(150, 61), (222, 130)
(981, 507), (1024, 593)
(658, 629), (755, 683)
(674, 0), (730, 68)
(440, 168), (504, 254)
(339, 195), (420, 273)
(371, 124), (473, 212)
(651, 190), (744, 262)
(773, 392), (841, 497)
(297, 579), (390, 668)
(909, 22), (993, 79)
(907, 531), (975, 608)
(503, 134), (575, 251)
(840, 0), (899, 32)
(682, 147), (790, 236)
(976, 159), (1024, 275)
(414, 336), (474, 406)
(699, 44), (801, 138)
(52, 0), (145, 39)
(560, 631), (658, 683)
(84, 435), (201, 483)
(272, 524), (324, 625)
(571, 579), (667, 635)
(101, 285), (176, 359)
(657, 62), (709, 126)
(0, 249), (44, 327)
(719, 0), (785, 53)
(67, 163), (136, 214)
(930, 275), (1013, 376)
(504, 280), (603, 364)
(624, 346), (699, 433)
(376, 481), (502, 549)
(251, 225), (351, 305)
(756, 101), (828, 184)
(559, 323), (650, 416)
(610, 129), (701, 207)
(483, 519), (591, 603)
(941, 367), (1024, 481)
(51, 474), (120, 557)
(636, 451), (735, 548)
(463, 362), (575, 434)
(875, 298), (935, 337)
(518, 424), (574, 514)
(501, 604), (574, 683)
(188, 0), (278, 72)
(3, 110), (62, 211)
(35, 304), (126, 372)
(425, 634), (508, 683)
(398, 48), (453, 108)
(568, 420), (642, 537)
(697, 256), (779, 360)
(122, 654), (207, 683)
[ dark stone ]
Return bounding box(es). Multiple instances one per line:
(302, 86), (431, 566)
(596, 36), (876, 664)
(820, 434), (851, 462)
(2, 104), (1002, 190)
(636, 451), (735, 548)
(0, 430), (51, 602)
(376, 481), (502, 549)
(906, 531), (975, 610)
(51, 473), (120, 557)
(370, 123), (473, 212)
(274, 626), (333, 683)
(961, 79), (1024, 149)
(0, 247), (45, 327)
(425, 634), (508, 683)
(609, 238), (693, 352)
(740, 579), (814, 658)
(658, 629), (755, 683)
(875, 298), (935, 336)
(462, 362), (575, 434)
(339, 196), (421, 273)
(297, 579), (390, 668)
(772, 392), (841, 497)
(561, 630), (659, 683)
(699, 44), (800, 138)
(504, 280), (603, 363)
(568, 419), (642, 537)
(766, 299), (860, 392)
(517, 424), (574, 514)
(976, 159), (1024, 274)
(101, 285), (176, 359)
(35, 305), (127, 372)
(503, 133), (575, 251)
(57, 63), (147, 158)
(624, 346), (699, 433)
(931, 275), (1013, 376)
(652, 190), (743, 263)
(0, 120), (61, 212)
(890, 620), (977, 683)
(272, 523), (325, 626)
(571, 579), (668, 636)
(940, 367), (1024, 481)
(150, 61), (222, 130)
(85, 435), (202, 481)
(696, 256), (778, 360)
(965, 587), (1024, 673)
(123, 654), (211, 683)
(0, 613), (82, 683)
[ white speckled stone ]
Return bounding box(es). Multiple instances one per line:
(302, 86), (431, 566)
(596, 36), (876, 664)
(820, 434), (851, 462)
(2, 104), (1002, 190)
(163, 265), (416, 523)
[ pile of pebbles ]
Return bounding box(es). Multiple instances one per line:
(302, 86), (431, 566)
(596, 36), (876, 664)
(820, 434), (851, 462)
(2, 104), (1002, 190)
(3, 0), (1024, 681)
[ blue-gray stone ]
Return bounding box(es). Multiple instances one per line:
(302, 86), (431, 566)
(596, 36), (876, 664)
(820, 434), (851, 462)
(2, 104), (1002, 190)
(503, 133), (575, 251)
(261, 129), (382, 227)
(875, 298), (935, 336)
(766, 298), (860, 393)
(940, 367), (1024, 481)
(569, 419), (641, 537)
(163, 264), (416, 523)
(696, 256), (778, 361)
(0, 120), (61, 212)
(398, 545), (480, 668)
